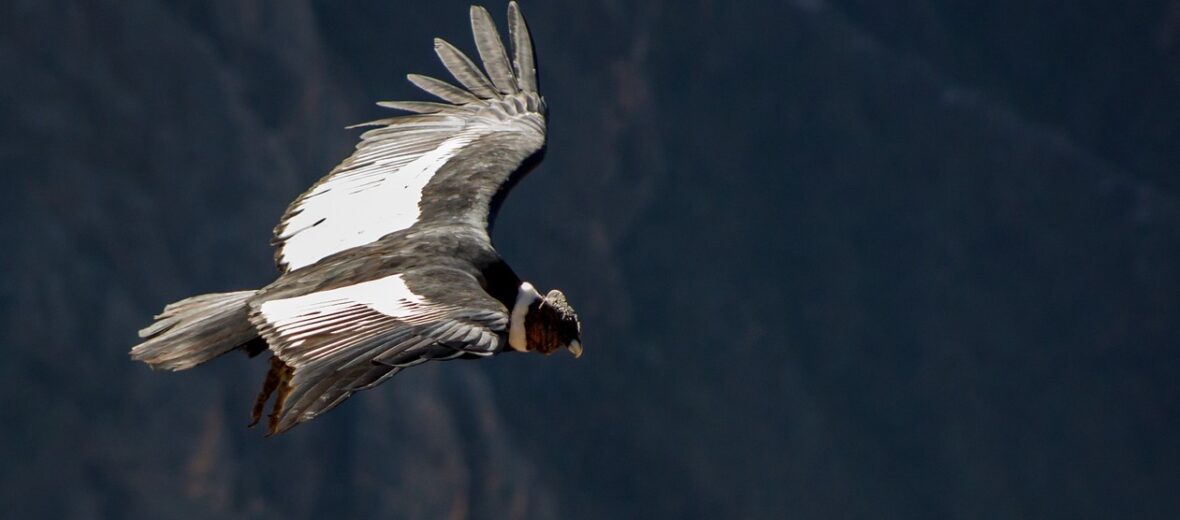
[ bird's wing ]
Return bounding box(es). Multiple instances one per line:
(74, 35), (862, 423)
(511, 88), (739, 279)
(273, 2), (545, 273)
(248, 266), (508, 434)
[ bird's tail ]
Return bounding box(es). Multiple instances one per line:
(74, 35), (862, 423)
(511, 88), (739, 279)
(131, 290), (259, 370)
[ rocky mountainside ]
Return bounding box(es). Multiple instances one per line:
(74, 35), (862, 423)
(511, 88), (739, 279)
(2, 0), (1178, 518)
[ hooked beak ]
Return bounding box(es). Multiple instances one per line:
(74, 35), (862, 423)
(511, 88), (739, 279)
(567, 340), (583, 359)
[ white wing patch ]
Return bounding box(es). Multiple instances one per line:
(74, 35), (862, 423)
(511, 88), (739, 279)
(258, 274), (449, 357)
(276, 132), (481, 271)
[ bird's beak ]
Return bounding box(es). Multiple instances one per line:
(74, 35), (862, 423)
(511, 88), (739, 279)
(567, 340), (583, 359)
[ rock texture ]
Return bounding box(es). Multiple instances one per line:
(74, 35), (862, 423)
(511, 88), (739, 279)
(2, 0), (1178, 518)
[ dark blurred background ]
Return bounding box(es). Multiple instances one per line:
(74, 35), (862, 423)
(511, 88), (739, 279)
(3, 0), (1180, 518)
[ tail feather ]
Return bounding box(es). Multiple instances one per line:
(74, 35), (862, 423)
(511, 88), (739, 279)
(131, 290), (259, 370)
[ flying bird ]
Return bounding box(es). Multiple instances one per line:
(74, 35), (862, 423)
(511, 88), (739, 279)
(130, 2), (582, 435)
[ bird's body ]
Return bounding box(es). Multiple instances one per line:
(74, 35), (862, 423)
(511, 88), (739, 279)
(130, 2), (582, 435)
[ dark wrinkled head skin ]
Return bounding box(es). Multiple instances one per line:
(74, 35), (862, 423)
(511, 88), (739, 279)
(525, 289), (582, 354)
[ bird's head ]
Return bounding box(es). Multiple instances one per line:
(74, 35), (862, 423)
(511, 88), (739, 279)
(510, 283), (583, 357)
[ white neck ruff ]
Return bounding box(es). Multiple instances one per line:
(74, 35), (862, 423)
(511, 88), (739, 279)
(509, 281), (542, 352)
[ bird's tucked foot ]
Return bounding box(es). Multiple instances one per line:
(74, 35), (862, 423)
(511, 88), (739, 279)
(267, 359), (295, 435)
(250, 355), (292, 433)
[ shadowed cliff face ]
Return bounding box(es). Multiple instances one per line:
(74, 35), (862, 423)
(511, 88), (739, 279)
(2, 0), (1180, 518)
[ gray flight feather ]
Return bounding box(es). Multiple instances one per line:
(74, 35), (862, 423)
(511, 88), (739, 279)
(434, 38), (498, 99)
(507, 1), (537, 93)
(407, 73), (480, 104)
(375, 101), (460, 114)
(469, 5), (519, 95)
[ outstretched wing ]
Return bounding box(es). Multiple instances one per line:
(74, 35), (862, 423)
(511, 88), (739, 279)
(273, 2), (546, 273)
(249, 266), (508, 434)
